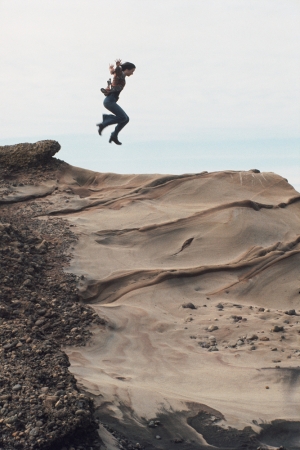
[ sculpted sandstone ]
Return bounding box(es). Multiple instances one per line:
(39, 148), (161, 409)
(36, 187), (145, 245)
(1, 140), (300, 449)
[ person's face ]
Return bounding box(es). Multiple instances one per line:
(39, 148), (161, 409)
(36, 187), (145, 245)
(124, 68), (135, 77)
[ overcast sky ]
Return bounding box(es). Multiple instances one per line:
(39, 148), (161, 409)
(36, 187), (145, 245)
(1, 0), (299, 190)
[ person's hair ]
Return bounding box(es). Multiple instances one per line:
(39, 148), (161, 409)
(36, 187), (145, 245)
(121, 62), (136, 71)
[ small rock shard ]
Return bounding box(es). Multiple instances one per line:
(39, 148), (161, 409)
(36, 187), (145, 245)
(272, 325), (284, 332)
(207, 325), (218, 332)
(182, 302), (196, 310)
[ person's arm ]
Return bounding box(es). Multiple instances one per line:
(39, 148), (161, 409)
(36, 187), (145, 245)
(109, 64), (115, 75)
(109, 59), (122, 75)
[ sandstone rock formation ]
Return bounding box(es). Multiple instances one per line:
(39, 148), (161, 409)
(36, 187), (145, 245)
(1, 140), (300, 449)
(0, 140), (60, 168)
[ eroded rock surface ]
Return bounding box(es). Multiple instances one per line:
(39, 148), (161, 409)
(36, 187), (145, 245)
(0, 141), (60, 168)
(2, 140), (300, 450)
(0, 142), (104, 449)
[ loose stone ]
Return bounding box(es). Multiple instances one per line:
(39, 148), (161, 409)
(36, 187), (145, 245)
(285, 309), (296, 316)
(182, 302), (196, 309)
(207, 325), (218, 332)
(272, 326), (284, 332)
(248, 334), (258, 341)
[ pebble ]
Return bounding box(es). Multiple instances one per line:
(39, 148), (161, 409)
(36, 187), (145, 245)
(230, 315), (242, 322)
(4, 415), (18, 424)
(207, 325), (218, 332)
(75, 409), (86, 416)
(208, 346), (219, 352)
(12, 384), (22, 391)
(182, 302), (196, 309)
(285, 309), (296, 315)
(29, 427), (40, 436)
(35, 318), (46, 326)
(272, 325), (284, 332)
(248, 334), (258, 341)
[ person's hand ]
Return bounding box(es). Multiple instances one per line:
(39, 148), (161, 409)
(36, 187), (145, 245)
(115, 59), (122, 66)
(109, 63), (114, 71)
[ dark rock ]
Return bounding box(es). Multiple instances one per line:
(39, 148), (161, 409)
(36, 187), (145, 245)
(182, 302), (196, 309)
(272, 325), (284, 332)
(0, 306), (12, 318)
(230, 315), (242, 322)
(247, 334), (258, 341)
(0, 140), (60, 168)
(285, 309), (296, 316)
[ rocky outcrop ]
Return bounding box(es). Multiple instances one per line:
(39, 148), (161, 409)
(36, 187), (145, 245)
(0, 140), (60, 168)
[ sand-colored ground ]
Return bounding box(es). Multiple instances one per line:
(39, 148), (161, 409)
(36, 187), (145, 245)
(6, 161), (299, 447)
(32, 165), (297, 447)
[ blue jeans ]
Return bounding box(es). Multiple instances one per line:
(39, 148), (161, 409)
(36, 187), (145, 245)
(102, 94), (129, 137)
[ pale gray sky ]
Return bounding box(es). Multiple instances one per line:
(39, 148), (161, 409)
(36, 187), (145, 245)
(1, 0), (299, 190)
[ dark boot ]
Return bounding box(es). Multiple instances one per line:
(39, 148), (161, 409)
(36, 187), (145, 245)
(96, 123), (105, 136)
(109, 134), (122, 145)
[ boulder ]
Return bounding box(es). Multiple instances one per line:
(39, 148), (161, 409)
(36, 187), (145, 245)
(0, 140), (60, 168)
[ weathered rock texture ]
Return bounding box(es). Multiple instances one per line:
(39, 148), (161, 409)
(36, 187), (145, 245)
(0, 141), (60, 168)
(2, 139), (300, 449)
(0, 142), (105, 449)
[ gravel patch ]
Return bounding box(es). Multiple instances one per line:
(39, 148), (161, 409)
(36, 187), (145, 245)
(0, 162), (105, 449)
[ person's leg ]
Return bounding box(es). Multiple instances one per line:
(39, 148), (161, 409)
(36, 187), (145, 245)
(102, 96), (129, 137)
(102, 96), (125, 123)
(97, 96), (120, 135)
(97, 95), (129, 142)
(112, 112), (129, 137)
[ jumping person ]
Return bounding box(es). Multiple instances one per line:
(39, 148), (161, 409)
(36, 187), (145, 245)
(97, 59), (136, 145)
